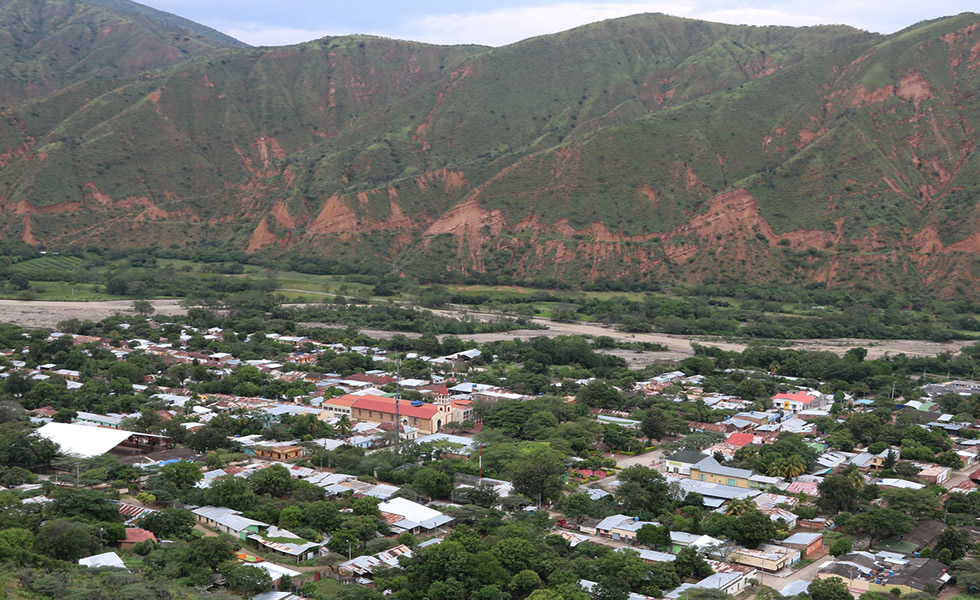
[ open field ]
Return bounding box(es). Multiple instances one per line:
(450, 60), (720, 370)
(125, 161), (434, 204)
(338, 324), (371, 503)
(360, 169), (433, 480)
(0, 299), (186, 329)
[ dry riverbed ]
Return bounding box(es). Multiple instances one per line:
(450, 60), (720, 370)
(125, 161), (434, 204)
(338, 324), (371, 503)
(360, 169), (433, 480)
(0, 299), (968, 364)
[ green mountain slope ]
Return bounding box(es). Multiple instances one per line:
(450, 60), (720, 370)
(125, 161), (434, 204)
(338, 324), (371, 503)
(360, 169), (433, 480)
(81, 0), (248, 48)
(0, 0), (240, 108)
(0, 8), (978, 294)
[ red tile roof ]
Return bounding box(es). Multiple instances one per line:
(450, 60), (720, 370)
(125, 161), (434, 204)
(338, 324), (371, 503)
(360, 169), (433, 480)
(771, 392), (818, 404)
(123, 528), (157, 544)
(726, 432), (756, 447)
(352, 395), (439, 419)
(326, 395), (360, 408)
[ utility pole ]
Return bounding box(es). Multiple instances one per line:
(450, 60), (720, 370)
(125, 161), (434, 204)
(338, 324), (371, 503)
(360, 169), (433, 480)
(75, 463), (80, 488)
(394, 358), (401, 454)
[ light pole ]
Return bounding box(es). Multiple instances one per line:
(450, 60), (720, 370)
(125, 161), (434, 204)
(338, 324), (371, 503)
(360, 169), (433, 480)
(394, 358), (401, 454)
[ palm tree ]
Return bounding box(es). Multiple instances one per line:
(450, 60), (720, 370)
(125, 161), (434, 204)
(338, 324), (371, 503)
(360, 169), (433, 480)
(841, 464), (865, 489)
(337, 414), (353, 438)
(726, 498), (756, 516)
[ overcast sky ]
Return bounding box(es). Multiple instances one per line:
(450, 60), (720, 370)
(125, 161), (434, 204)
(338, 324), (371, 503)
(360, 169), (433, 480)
(137, 0), (977, 47)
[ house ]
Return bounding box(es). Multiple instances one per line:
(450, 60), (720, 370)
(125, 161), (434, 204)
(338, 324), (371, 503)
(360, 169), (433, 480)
(669, 532), (724, 553)
(616, 547), (676, 563)
(338, 544), (414, 578)
(917, 465), (950, 485)
(696, 561), (758, 595)
(760, 507), (798, 529)
(192, 506), (269, 540)
(254, 445), (303, 461)
(79, 552), (127, 569)
(595, 514), (658, 543)
(350, 394), (463, 435)
(667, 476), (760, 509)
(729, 544), (799, 571)
(378, 498), (454, 534)
(690, 457), (754, 488)
(74, 411), (125, 429)
(771, 392), (824, 414)
(725, 433), (757, 448)
(781, 532), (823, 557)
(119, 528), (157, 551)
(319, 396), (359, 420)
(249, 526), (325, 563)
(664, 450), (709, 476)
(248, 561), (301, 587)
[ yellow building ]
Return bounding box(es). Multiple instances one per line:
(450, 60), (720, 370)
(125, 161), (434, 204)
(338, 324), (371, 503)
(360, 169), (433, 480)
(689, 457), (753, 488)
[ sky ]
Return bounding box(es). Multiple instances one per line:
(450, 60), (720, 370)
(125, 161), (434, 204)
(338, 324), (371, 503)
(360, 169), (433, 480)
(136, 0), (977, 47)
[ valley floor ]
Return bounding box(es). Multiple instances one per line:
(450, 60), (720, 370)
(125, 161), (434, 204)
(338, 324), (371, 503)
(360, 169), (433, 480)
(0, 298), (970, 362)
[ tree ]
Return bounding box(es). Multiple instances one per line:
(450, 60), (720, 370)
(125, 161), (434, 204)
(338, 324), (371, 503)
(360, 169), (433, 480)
(35, 519), (96, 561)
(808, 577), (854, 600)
(414, 468), (452, 500)
(248, 464), (294, 496)
(138, 508), (196, 539)
(933, 528), (970, 562)
(636, 524), (671, 550)
(205, 475), (257, 511)
(510, 444), (566, 503)
(674, 546), (713, 579)
(641, 410), (666, 441)
(49, 488), (121, 522)
(464, 482), (501, 508)
(328, 529), (359, 557)
(817, 474), (859, 514)
(491, 537), (537, 574)
(559, 493), (593, 523)
(614, 465), (673, 517)
(306, 500), (343, 532)
(188, 536), (235, 572)
(159, 461), (203, 495)
(829, 537), (853, 557)
(509, 569), (542, 597)
(848, 508), (915, 544)
(222, 563), (273, 595)
(880, 488), (940, 519)
(732, 509), (777, 548)
(132, 299), (155, 317)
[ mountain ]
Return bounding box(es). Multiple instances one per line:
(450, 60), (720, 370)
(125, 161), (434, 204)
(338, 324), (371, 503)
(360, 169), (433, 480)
(0, 5), (978, 295)
(0, 0), (242, 108)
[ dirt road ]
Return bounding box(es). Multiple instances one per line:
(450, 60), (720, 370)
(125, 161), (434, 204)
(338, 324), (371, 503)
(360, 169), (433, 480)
(0, 299), (186, 329)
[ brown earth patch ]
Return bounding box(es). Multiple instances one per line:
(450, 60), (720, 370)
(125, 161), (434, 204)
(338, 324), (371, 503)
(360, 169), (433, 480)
(415, 169), (469, 194)
(0, 138), (34, 169)
(897, 71), (932, 108)
(247, 217), (280, 252)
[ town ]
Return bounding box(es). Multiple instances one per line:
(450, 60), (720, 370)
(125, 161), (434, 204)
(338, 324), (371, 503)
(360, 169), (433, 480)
(0, 306), (978, 600)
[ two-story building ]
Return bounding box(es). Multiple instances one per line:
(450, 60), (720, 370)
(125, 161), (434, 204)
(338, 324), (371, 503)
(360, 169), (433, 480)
(689, 457), (754, 488)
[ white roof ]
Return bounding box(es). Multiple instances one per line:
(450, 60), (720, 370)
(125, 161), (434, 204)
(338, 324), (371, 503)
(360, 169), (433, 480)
(36, 422), (133, 458)
(250, 561), (301, 580)
(379, 497), (444, 523)
(79, 552), (127, 569)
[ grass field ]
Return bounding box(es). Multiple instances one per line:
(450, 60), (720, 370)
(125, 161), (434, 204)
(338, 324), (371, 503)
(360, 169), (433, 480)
(9, 255), (84, 277)
(0, 281), (115, 302)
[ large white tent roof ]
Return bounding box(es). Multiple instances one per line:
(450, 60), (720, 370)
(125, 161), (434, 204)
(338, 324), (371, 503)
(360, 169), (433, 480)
(36, 422), (133, 458)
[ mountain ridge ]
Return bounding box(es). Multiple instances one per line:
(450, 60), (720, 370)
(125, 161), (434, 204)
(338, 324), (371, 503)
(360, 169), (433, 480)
(0, 6), (978, 295)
